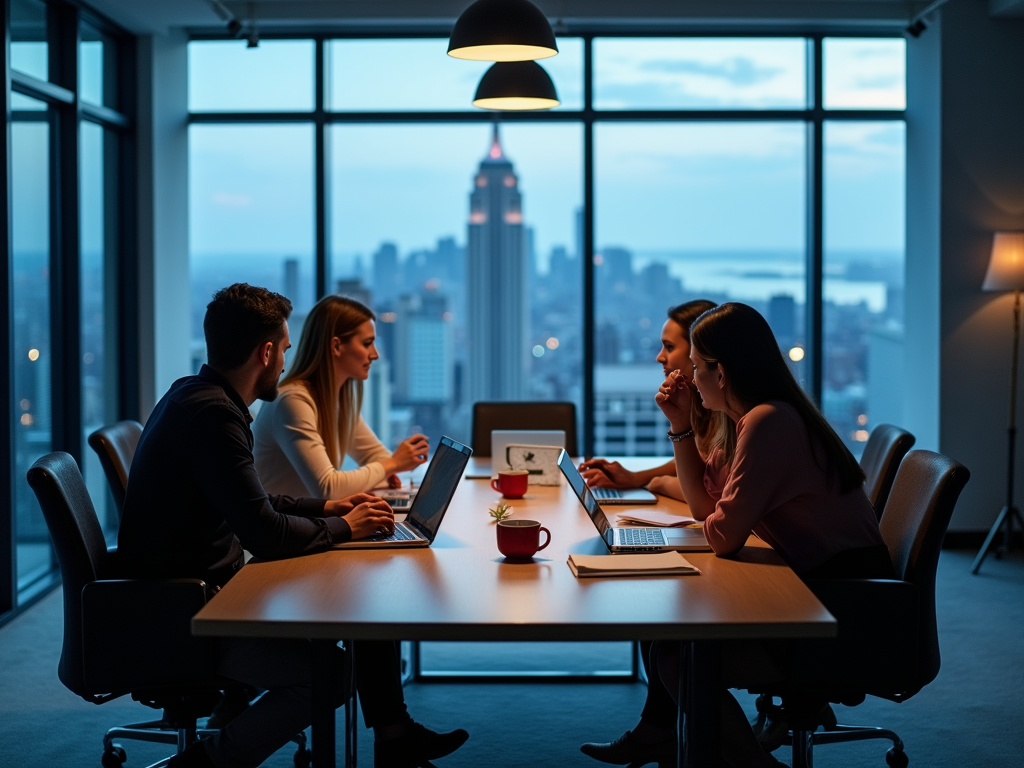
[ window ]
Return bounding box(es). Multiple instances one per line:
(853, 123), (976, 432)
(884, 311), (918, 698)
(3, 2), (133, 616)
(12, 106), (54, 598)
(186, 34), (904, 673)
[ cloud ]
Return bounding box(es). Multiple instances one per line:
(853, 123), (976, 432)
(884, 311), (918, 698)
(855, 74), (901, 89)
(211, 192), (252, 208)
(640, 57), (782, 86)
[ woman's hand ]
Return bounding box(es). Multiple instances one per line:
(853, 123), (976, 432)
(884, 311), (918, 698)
(655, 369), (693, 431)
(386, 474), (403, 489)
(329, 497), (395, 540)
(579, 458), (639, 489)
(383, 434), (430, 475)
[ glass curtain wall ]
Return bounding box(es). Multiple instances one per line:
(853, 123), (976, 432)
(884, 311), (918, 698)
(4, 1), (132, 616)
(185, 33), (905, 672)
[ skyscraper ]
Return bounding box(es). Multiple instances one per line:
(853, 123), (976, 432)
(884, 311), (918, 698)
(466, 125), (528, 402)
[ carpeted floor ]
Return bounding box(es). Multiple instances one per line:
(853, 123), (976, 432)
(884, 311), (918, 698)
(1, 549), (1020, 768)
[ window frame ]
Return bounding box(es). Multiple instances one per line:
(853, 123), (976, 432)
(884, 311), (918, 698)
(187, 30), (905, 457)
(1, 0), (134, 623)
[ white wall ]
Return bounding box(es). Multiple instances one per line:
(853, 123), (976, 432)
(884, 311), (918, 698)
(913, 0), (1024, 530)
(135, 30), (191, 419)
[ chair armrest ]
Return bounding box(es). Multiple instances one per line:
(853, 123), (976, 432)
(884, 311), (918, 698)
(787, 579), (919, 692)
(82, 579), (216, 693)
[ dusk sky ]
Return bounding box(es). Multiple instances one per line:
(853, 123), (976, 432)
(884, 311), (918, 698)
(182, 37), (906, 270)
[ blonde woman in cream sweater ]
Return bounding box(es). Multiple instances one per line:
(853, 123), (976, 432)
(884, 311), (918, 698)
(254, 295), (428, 499)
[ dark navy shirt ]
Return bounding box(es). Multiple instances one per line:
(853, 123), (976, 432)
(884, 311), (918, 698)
(118, 365), (351, 590)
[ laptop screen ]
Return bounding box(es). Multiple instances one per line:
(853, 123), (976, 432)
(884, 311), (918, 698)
(557, 450), (610, 537)
(406, 436), (473, 541)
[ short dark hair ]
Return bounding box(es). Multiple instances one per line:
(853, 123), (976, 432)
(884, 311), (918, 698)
(204, 283), (292, 370)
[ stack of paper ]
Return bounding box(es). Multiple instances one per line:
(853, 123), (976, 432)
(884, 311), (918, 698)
(567, 551), (701, 578)
(615, 511), (698, 527)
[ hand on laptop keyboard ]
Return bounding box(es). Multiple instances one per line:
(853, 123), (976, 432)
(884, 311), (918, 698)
(334, 497), (395, 540)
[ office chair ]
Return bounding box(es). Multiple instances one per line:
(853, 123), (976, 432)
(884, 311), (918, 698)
(471, 401), (578, 457)
(758, 450), (969, 768)
(26, 452), (312, 768)
(860, 424), (916, 521)
(88, 419), (144, 519)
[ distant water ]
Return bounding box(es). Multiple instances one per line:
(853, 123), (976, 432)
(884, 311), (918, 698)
(634, 249), (901, 312)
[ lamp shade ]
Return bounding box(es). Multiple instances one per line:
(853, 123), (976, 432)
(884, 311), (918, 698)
(473, 61), (559, 110)
(982, 232), (1024, 291)
(448, 0), (558, 62)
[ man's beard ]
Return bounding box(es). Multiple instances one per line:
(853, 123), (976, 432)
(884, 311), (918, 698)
(255, 364), (282, 402)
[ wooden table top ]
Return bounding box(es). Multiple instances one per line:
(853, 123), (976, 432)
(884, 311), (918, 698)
(193, 462), (836, 643)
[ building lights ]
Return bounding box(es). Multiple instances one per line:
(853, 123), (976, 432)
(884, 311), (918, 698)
(546, 337), (559, 350)
(532, 345), (545, 357)
(27, 348), (40, 361)
(788, 346), (805, 362)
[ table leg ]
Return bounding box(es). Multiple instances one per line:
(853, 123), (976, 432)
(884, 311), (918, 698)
(681, 640), (722, 768)
(311, 639), (337, 768)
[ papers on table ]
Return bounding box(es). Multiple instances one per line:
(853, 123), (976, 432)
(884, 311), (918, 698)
(567, 551), (701, 578)
(615, 510), (698, 528)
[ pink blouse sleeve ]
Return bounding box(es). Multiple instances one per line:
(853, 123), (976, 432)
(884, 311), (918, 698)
(703, 405), (800, 556)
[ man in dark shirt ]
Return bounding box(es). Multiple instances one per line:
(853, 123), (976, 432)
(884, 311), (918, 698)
(119, 284), (467, 768)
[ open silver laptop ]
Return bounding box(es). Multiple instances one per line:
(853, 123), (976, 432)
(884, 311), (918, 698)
(491, 430), (565, 478)
(558, 450), (711, 553)
(335, 436), (472, 549)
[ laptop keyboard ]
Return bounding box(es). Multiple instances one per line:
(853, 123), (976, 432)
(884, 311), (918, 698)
(618, 528), (666, 546)
(373, 524), (417, 542)
(591, 487), (623, 500)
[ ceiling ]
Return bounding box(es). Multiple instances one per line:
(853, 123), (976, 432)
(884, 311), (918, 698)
(85, 0), (952, 37)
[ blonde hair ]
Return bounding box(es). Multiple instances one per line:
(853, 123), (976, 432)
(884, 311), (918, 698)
(280, 295), (375, 467)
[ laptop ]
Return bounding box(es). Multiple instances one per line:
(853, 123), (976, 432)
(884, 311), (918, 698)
(491, 430), (565, 478)
(587, 483), (658, 505)
(557, 450), (711, 553)
(335, 436), (472, 549)
(375, 488), (418, 512)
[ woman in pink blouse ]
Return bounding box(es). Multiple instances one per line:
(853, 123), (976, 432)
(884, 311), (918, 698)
(581, 303), (892, 768)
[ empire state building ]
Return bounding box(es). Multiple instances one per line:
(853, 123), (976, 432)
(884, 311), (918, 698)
(466, 125), (528, 402)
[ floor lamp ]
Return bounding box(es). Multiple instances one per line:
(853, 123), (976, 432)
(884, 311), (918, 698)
(972, 232), (1024, 574)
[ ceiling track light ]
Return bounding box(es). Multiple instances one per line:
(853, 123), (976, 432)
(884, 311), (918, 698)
(206, 0), (244, 38)
(473, 61), (559, 111)
(448, 0), (558, 62)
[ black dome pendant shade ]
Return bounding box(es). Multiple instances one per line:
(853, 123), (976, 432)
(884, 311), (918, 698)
(448, 0), (558, 62)
(473, 61), (559, 110)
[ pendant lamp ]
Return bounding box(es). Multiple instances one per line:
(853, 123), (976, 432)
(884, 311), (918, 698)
(473, 61), (559, 110)
(448, 0), (558, 62)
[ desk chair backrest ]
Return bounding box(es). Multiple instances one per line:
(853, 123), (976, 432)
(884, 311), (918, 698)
(26, 452), (112, 698)
(879, 449), (969, 692)
(860, 424), (915, 521)
(88, 419), (144, 520)
(471, 401), (578, 457)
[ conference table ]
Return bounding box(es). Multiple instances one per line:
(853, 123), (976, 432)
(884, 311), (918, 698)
(192, 458), (836, 768)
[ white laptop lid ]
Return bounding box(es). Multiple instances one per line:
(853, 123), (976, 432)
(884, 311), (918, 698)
(491, 430), (565, 477)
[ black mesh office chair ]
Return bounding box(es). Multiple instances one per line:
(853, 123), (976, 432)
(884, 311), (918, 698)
(860, 424), (916, 521)
(471, 401), (578, 457)
(759, 450), (969, 768)
(88, 420), (144, 520)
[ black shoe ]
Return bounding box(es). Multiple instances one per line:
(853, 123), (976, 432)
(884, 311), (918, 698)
(374, 721), (469, 768)
(580, 730), (677, 767)
(167, 740), (216, 768)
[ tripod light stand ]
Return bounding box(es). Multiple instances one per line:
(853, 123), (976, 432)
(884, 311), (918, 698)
(972, 232), (1024, 574)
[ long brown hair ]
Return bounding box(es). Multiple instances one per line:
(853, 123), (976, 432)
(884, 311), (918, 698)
(667, 300), (735, 463)
(280, 296), (375, 466)
(690, 302), (864, 492)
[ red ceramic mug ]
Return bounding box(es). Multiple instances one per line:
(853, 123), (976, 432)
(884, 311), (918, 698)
(496, 519), (551, 559)
(491, 469), (529, 499)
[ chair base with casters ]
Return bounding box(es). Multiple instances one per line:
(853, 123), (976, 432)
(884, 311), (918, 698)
(754, 693), (908, 768)
(100, 695), (311, 768)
